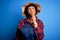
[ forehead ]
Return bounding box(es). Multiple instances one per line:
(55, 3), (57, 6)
(28, 6), (35, 9)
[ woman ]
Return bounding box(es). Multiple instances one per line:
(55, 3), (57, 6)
(15, 2), (44, 40)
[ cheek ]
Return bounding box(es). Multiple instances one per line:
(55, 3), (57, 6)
(33, 10), (36, 13)
(28, 10), (31, 14)
(28, 10), (33, 14)
(32, 10), (36, 14)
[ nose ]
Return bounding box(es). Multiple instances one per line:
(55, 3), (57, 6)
(30, 9), (34, 12)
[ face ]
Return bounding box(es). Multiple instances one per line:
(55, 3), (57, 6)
(28, 6), (36, 16)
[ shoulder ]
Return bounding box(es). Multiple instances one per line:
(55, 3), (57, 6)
(18, 18), (26, 29)
(19, 18), (26, 24)
(37, 19), (43, 23)
(37, 19), (44, 28)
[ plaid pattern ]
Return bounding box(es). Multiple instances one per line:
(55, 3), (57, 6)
(15, 17), (44, 40)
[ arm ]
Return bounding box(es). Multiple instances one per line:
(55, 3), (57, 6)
(15, 29), (20, 40)
(34, 20), (44, 40)
(15, 20), (24, 40)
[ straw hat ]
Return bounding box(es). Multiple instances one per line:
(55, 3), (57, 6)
(22, 2), (41, 16)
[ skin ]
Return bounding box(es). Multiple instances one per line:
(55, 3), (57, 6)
(27, 6), (38, 28)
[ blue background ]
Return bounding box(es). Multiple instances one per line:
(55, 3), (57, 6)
(0, 0), (60, 40)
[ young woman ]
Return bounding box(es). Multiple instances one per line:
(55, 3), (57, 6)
(15, 2), (44, 40)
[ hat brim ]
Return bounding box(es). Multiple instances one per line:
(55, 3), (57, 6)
(22, 2), (41, 16)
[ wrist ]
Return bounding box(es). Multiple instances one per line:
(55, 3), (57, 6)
(33, 22), (38, 28)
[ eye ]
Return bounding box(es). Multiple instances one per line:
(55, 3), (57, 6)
(32, 7), (35, 10)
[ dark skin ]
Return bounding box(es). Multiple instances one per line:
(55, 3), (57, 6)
(27, 6), (38, 28)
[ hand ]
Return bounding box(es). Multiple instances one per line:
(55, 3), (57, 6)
(31, 15), (38, 28)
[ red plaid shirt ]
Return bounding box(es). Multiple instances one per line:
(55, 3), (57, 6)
(15, 17), (44, 40)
